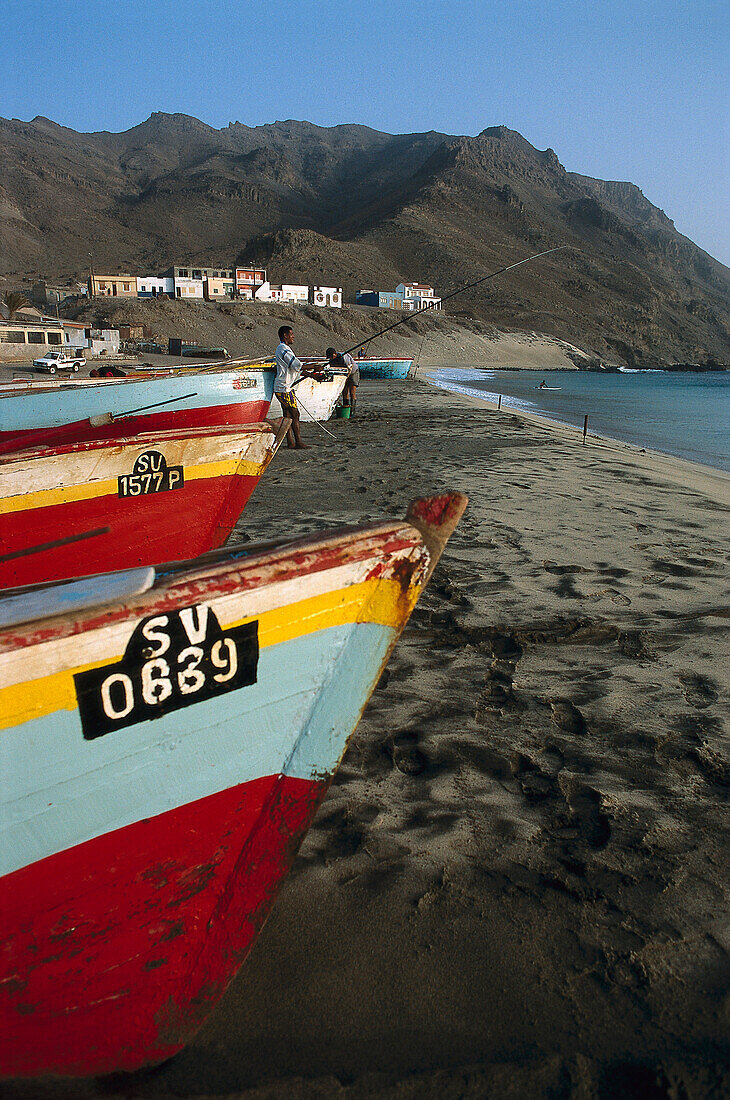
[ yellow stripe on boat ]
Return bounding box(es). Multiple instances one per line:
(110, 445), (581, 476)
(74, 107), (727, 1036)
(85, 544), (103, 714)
(0, 576), (422, 729)
(0, 458), (263, 515)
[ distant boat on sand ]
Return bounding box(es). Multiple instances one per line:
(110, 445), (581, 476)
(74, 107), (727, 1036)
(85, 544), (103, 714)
(357, 358), (413, 379)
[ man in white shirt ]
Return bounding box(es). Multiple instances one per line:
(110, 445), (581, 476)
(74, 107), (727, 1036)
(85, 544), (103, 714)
(274, 325), (308, 448)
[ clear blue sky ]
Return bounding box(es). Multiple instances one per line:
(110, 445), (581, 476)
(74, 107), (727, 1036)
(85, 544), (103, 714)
(2, 0), (728, 265)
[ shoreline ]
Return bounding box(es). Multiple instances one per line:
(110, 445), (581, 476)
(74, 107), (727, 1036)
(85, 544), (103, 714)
(420, 368), (730, 478)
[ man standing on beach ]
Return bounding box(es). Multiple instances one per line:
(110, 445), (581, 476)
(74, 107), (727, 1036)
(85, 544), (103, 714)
(326, 346), (360, 417)
(275, 325), (308, 448)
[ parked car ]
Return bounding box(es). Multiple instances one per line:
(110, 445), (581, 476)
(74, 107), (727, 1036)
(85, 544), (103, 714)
(33, 351), (86, 374)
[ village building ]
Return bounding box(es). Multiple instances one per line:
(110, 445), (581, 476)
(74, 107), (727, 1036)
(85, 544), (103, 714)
(115, 323), (147, 342)
(88, 274), (137, 298)
(31, 280), (86, 309)
(173, 277), (204, 300)
(204, 277), (235, 300)
(61, 321), (91, 349)
(311, 286), (342, 308)
(161, 266), (233, 282)
(356, 290), (404, 309)
(235, 265), (267, 299)
(278, 284), (309, 305)
(0, 317), (63, 360)
(88, 328), (121, 356)
(137, 276), (174, 298)
(395, 282), (442, 310)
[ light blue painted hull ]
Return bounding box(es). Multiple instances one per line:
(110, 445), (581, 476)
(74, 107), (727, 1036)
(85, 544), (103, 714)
(358, 359), (413, 380)
(0, 367), (274, 434)
(1, 621), (394, 878)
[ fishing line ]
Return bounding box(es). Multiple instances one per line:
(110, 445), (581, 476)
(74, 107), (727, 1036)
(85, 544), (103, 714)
(294, 395), (337, 439)
(343, 245), (572, 358)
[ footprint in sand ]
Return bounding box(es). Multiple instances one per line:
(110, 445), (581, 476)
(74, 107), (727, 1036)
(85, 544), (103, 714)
(543, 560), (589, 575)
(385, 730), (428, 776)
(558, 775), (611, 849)
(550, 699), (587, 735)
(678, 672), (719, 709)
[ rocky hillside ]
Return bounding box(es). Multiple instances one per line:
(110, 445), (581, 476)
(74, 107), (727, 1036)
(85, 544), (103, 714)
(1, 113), (728, 367)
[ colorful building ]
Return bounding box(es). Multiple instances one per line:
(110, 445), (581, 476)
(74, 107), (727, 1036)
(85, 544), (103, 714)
(162, 266), (233, 282)
(356, 291), (404, 309)
(88, 275), (137, 298)
(235, 265), (267, 298)
(204, 277), (235, 300)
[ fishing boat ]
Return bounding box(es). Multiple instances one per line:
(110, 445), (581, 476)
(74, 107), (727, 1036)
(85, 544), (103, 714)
(0, 422), (289, 589)
(0, 361), (275, 453)
(269, 366), (349, 422)
(356, 357), (413, 380)
(0, 492), (466, 1078)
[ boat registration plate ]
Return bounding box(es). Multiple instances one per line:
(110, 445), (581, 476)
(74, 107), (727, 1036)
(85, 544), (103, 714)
(118, 450), (184, 497)
(74, 604), (259, 739)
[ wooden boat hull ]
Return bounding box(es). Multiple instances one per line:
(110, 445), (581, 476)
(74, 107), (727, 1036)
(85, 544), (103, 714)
(0, 365), (275, 453)
(357, 358), (413, 379)
(0, 494), (466, 1079)
(0, 425), (283, 588)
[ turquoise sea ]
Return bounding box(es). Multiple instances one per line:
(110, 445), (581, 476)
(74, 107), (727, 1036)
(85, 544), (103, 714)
(426, 368), (730, 473)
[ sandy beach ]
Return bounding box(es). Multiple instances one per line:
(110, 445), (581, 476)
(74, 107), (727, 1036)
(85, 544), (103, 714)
(6, 378), (729, 1100)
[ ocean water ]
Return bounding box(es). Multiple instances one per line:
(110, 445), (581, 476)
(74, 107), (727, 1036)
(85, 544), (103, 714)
(426, 368), (730, 472)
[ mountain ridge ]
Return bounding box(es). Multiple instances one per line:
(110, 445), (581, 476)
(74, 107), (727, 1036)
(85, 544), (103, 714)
(0, 112), (727, 366)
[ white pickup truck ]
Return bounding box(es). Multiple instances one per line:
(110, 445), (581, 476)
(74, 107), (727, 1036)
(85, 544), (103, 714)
(33, 350), (86, 374)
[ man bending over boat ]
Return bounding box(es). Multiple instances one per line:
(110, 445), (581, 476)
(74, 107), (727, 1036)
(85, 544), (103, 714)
(326, 347), (359, 417)
(274, 325), (313, 449)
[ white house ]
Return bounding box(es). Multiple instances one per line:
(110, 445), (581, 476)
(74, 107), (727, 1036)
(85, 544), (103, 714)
(89, 328), (121, 357)
(137, 276), (174, 298)
(311, 286), (342, 308)
(62, 321), (90, 349)
(174, 277), (204, 300)
(280, 284), (309, 304)
(395, 283), (441, 311)
(254, 281), (272, 301)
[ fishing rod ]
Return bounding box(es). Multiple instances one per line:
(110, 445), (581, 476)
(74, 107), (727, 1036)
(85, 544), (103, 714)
(342, 245), (571, 358)
(0, 527), (110, 565)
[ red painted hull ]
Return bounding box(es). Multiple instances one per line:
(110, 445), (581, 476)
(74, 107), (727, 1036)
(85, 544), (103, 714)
(0, 773), (326, 1077)
(0, 473), (260, 589)
(0, 398), (272, 455)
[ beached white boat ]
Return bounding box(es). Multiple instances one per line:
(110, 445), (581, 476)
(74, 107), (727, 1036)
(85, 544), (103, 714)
(269, 369), (348, 422)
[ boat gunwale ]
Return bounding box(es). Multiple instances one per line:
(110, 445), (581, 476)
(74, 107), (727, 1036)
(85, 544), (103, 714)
(0, 421), (278, 466)
(0, 520), (427, 652)
(0, 361), (274, 402)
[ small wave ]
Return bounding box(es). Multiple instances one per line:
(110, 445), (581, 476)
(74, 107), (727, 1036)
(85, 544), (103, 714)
(425, 373), (535, 415)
